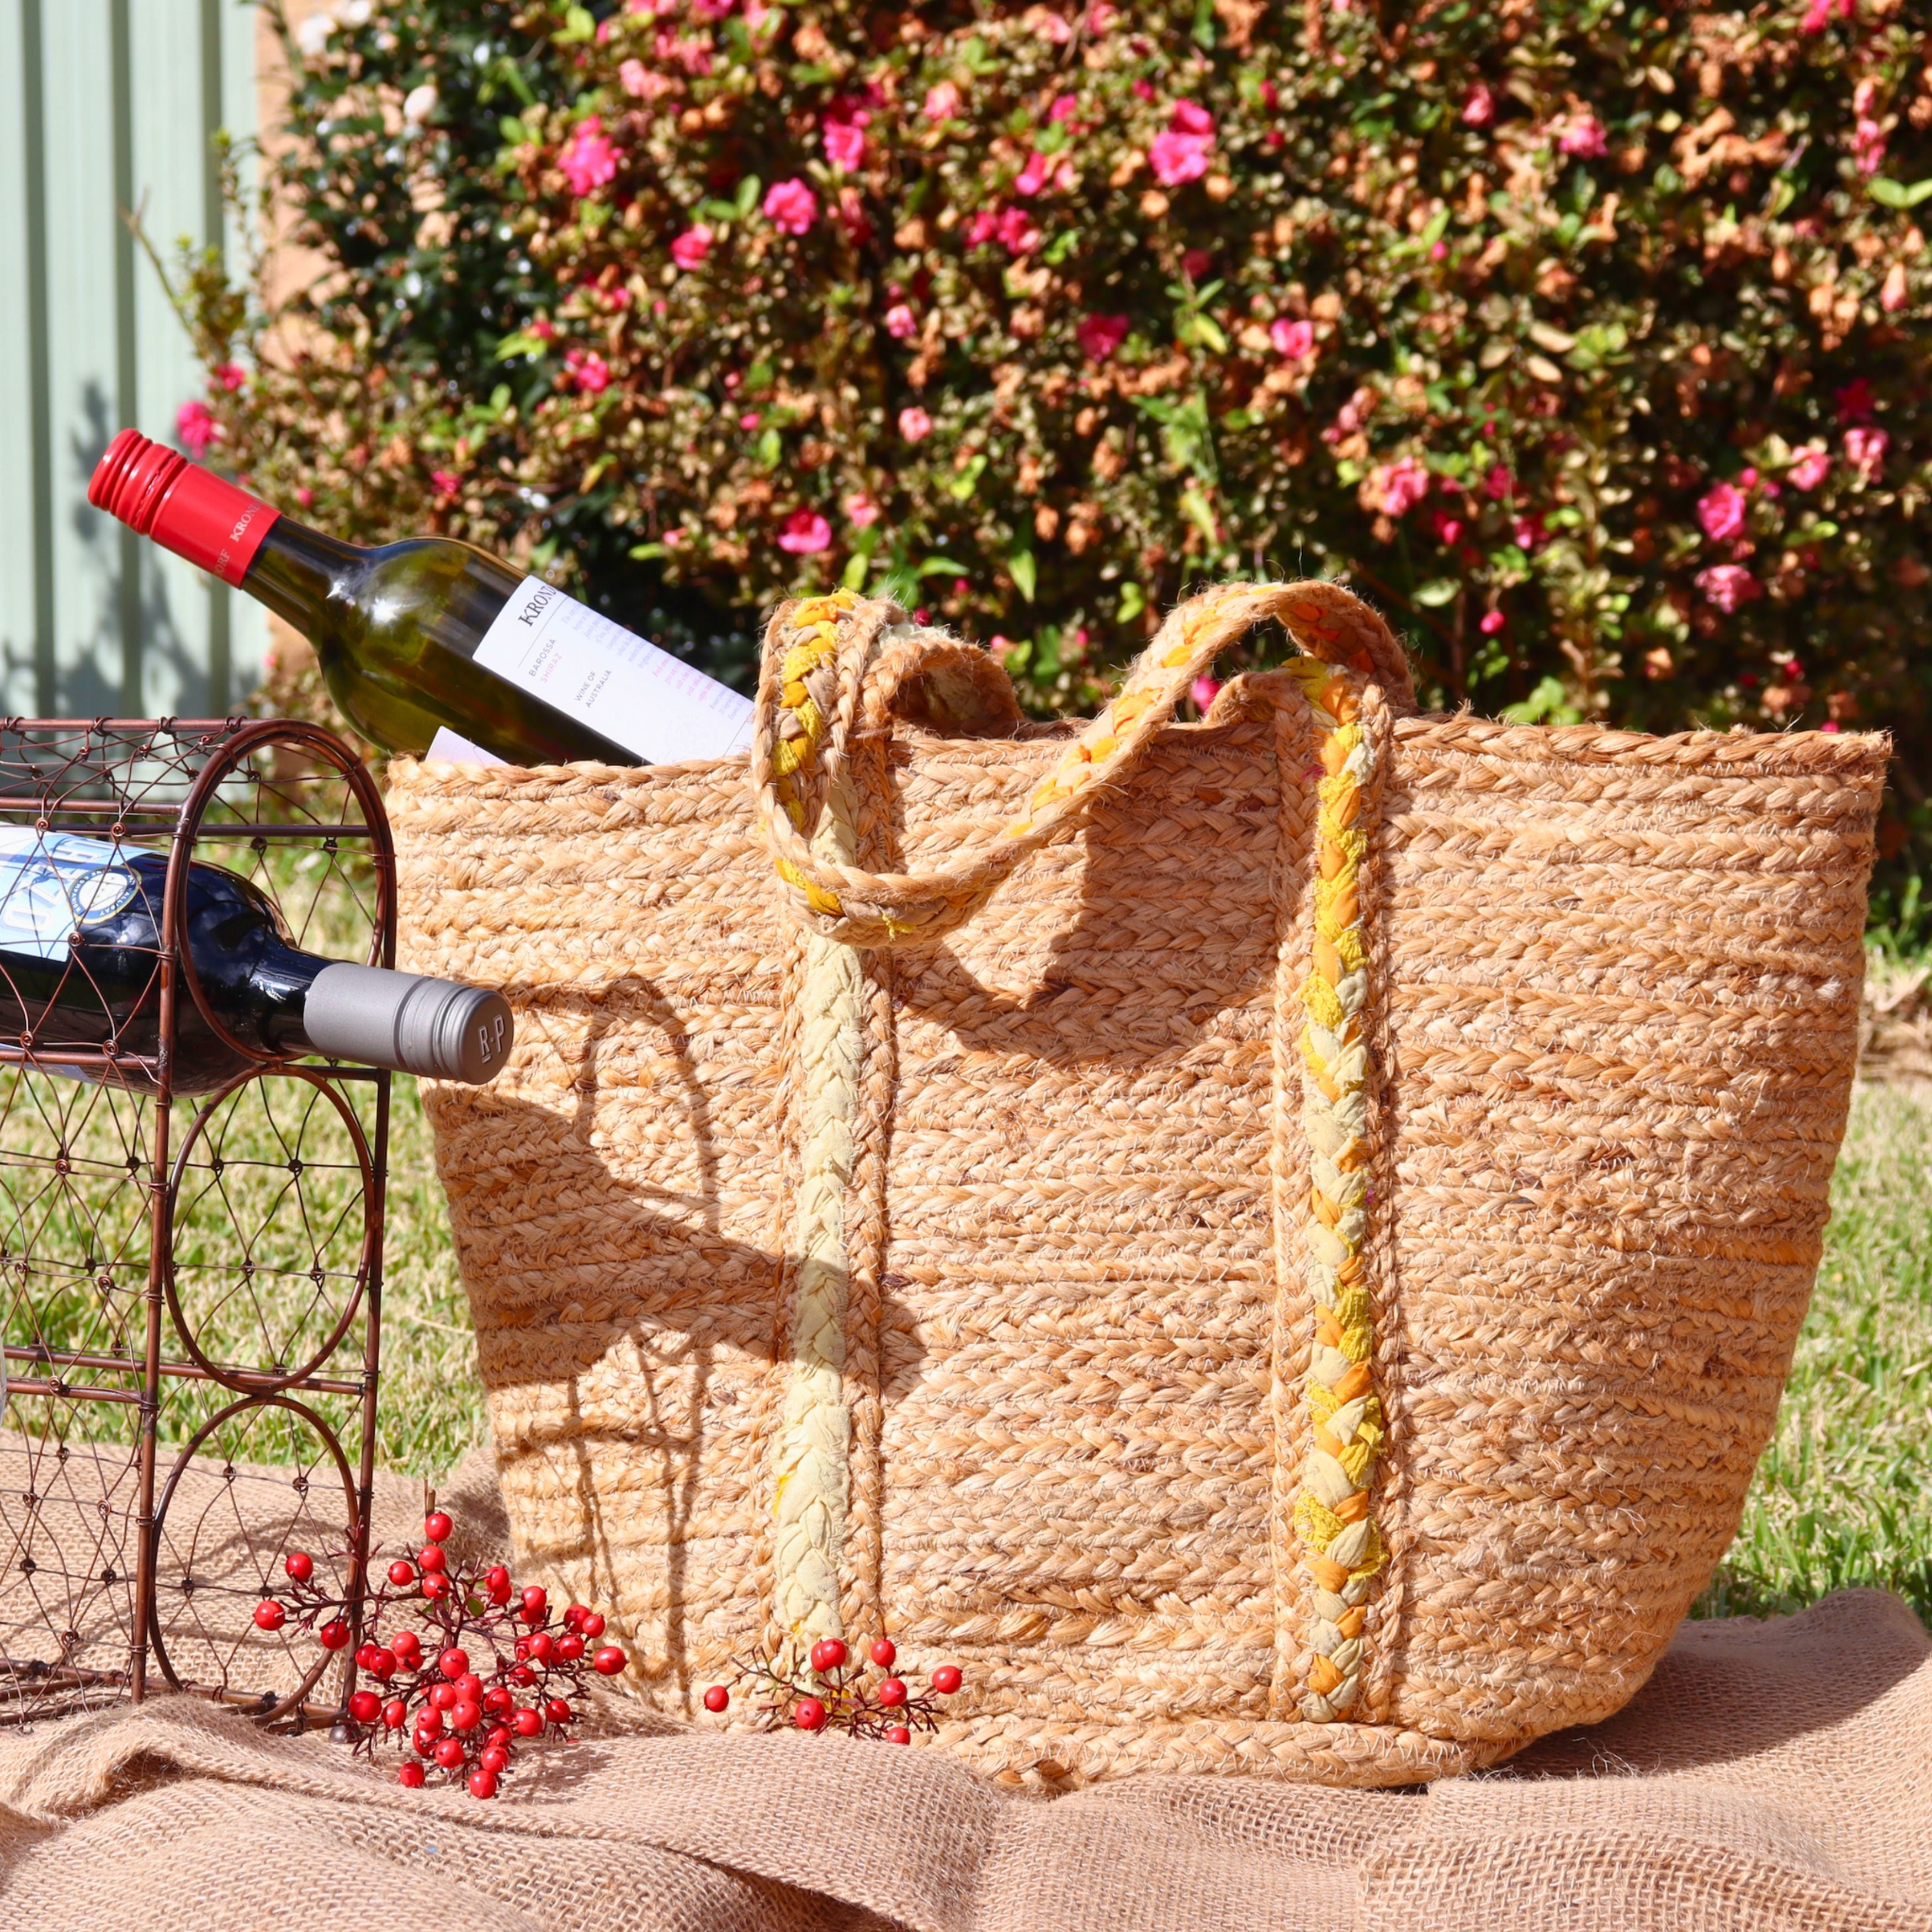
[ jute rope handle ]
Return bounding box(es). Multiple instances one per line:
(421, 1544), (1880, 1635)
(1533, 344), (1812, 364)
(751, 578), (1415, 951)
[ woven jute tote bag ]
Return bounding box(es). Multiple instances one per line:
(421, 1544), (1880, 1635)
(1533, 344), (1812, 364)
(389, 579), (1887, 1788)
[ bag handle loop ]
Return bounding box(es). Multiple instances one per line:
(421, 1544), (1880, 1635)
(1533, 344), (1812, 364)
(750, 579), (1414, 951)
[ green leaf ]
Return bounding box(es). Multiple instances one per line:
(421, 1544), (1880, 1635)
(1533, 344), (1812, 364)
(700, 198), (741, 224)
(1869, 176), (1932, 210)
(1179, 486), (1218, 547)
(1009, 545), (1037, 602)
(841, 550), (870, 591)
(1501, 676), (1582, 726)
(1116, 580), (1147, 624)
(492, 329), (546, 361)
(745, 360), (774, 393)
(756, 427), (782, 467)
(554, 5), (596, 44)
(1191, 0), (1216, 46)
(736, 175), (763, 219)
(498, 115), (529, 145)
(1044, 228), (1080, 266)
(1413, 578), (1460, 608)
(628, 543), (668, 561)
(916, 556), (974, 577)
(946, 454), (988, 502)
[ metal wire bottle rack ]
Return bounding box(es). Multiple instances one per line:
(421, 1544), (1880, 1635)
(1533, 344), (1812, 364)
(0, 719), (390, 1727)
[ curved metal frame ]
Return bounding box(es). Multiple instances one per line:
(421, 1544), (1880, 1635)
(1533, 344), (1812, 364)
(146, 1389), (361, 1721)
(0, 718), (390, 1729)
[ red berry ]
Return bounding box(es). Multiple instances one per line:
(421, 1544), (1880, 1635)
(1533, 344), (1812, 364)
(580, 1612), (606, 1639)
(422, 1574), (450, 1600)
(545, 1697), (573, 1725)
(253, 1600), (285, 1632)
(794, 1697), (827, 1732)
(485, 1723), (512, 1749)
(526, 1631), (555, 1664)
(512, 1707), (543, 1738)
(383, 1699), (408, 1730)
(434, 1737), (465, 1769)
(564, 1604), (588, 1630)
(485, 1565), (512, 1605)
(557, 1633), (585, 1662)
(509, 1664), (536, 1688)
(869, 1638), (896, 1668)
(390, 1630), (421, 1659)
(418, 1703), (445, 1735)
(885, 1726), (912, 1745)
(319, 1620), (352, 1652)
(483, 1686), (513, 1716)
(418, 1544), (448, 1575)
(702, 1685), (729, 1713)
(592, 1646), (627, 1677)
(877, 1678), (907, 1708)
(355, 1642), (380, 1670)
(284, 1551), (314, 1584)
(413, 1732), (438, 1759)
(930, 1665), (962, 1695)
(348, 1689), (381, 1723)
(430, 1683), (457, 1711)
(479, 1745), (509, 1776)
(468, 1768), (498, 1800)
(452, 1699), (482, 1733)
(424, 1511), (453, 1543)
(370, 1648), (397, 1681)
(810, 1638), (848, 1673)
(388, 1560), (416, 1588)
(455, 1671), (484, 1700)
(520, 1585), (548, 1622)
(438, 1648), (470, 1680)
(397, 1762), (425, 1788)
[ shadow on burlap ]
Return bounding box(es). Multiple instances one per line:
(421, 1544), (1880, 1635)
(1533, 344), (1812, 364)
(0, 1444), (1927, 1930)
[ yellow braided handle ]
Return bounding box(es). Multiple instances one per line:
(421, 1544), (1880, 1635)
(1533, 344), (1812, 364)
(750, 579), (1413, 951)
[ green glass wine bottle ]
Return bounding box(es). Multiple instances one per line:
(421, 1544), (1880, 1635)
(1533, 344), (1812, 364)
(88, 430), (752, 768)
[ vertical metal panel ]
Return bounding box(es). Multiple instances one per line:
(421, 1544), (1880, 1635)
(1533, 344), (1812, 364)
(1, 0), (264, 720)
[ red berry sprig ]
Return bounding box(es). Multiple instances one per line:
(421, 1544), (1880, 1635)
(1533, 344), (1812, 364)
(252, 1509), (627, 1798)
(700, 1635), (961, 1744)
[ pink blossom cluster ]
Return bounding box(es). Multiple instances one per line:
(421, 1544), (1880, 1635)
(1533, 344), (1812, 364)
(671, 225), (713, 271)
(1077, 314), (1129, 362)
(564, 347), (611, 395)
(1271, 318), (1314, 359)
(1553, 113), (1607, 160)
(778, 509), (831, 554)
(967, 206), (1041, 256)
(1150, 102), (1214, 188)
(1373, 457), (1431, 518)
(1696, 564), (1762, 612)
(558, 118), (619, 199)
(763, 178), (818, 235)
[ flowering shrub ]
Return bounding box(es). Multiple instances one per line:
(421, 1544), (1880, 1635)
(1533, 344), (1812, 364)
(184, 0), (1932, 923)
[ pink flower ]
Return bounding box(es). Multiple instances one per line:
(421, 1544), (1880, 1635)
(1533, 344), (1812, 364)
(1429, 508), (1464, 546)
(843, 492), (880, 528)
(1514, 513), (1548, 551)
(214, 362), (246, 392)
(1845, 426), (1889, 480)
(1086, 0), (1117, 29)
(1695, 564), (1763, 612)
(1462, 83), (1496, 128)
(1132, 79), (1155, 104)
(1484, 463), (1515, 501)
(530, 317), (558, 343)
(670, 224), (713, 270)
(622, 59), (671, 99)
(176, 399), (219, 456)
(1801, 0), (1853, 27)
(1373, 455), (1430, 518)
(1271, 318), (1314, 359)
(1788, 444), (1832, 491)
(1182, 248), (1212, 280)
(996, 206), (1041, 255)
(1150, 131), (1211, 187)
(558, 116), (619, 199)
(1191, 676), (1222, 712)
(1479, 610), (1505, 636)
(431, 469), (460, 496)
(1554, 113), (1607, 160)
(778, 509), (832, 555)
(1015, 152), (1050, 196)
(899, 406), (933, 443)
(1031, 7), (1073, 41)
(1049, 93), (1079, 123)
(923, 81), (961, 121)
(1820, 719), (1841, 734)
(1077, 312), (1129, 361)
(967, 209), (1000, 247)
(763, 177), (818, 235)
(1170, 100), (1214, 136)
(824, 119), (866, 170)
(565, 348), (611, 394)
(739, 411), (761, 429)
(884, 303), (917, 341)
(1696, 482), (1747, 543)
(294, 485), (315, 508)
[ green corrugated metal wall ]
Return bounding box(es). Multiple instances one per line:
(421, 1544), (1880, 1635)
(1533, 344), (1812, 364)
(0, 0), (266, 720)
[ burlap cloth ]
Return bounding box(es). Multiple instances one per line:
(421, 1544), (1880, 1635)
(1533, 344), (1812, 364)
(0, 1450), (1924, 1929)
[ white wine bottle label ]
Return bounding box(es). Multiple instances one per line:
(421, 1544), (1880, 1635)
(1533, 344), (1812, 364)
(0, 829), (141, 961)
(473, 579), (753, 764)
(425, 727), (507, 767)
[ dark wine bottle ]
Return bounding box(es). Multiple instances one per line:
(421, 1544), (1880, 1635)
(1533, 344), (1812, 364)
(0, 827), (512, 1094)
(87, 430), (752, 769)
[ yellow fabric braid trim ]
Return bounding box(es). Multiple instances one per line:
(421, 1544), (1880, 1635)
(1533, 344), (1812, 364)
(1287, 656), (1388, 1723)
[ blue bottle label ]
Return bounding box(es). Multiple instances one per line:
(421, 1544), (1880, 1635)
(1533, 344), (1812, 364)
(0, 828), (144, 961)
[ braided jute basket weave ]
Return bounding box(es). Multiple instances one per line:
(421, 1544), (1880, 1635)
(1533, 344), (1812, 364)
(389, 579), (1887, 1788)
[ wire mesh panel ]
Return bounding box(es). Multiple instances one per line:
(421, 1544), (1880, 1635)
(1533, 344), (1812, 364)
(0, 719), (390, 1725)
